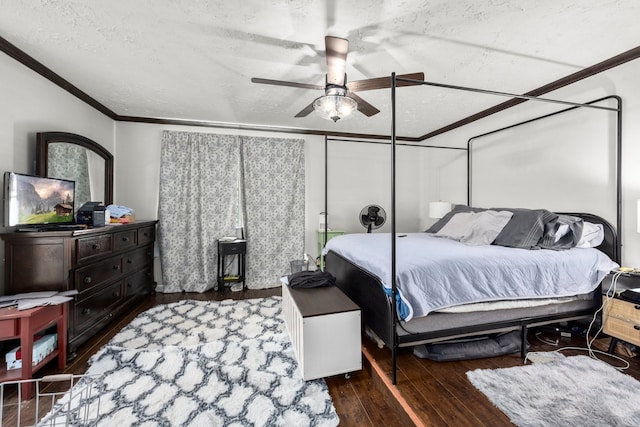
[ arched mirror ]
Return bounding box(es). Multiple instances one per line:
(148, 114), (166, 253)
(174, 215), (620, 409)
(36, 132), (114, 209)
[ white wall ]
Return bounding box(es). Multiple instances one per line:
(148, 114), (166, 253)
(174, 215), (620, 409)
(0, 53), (114, 292)
(423, 58), (640, 266)
(0, 55), (114, 184)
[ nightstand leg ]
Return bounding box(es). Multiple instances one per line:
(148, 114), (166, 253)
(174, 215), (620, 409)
(607, 337), (618, 353)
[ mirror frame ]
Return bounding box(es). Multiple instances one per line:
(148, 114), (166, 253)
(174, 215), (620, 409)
(36, 132), (114, 205)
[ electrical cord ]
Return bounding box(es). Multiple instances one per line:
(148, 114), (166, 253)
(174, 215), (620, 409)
(532, 271), (630, 371)
(533, 331), (559, 346)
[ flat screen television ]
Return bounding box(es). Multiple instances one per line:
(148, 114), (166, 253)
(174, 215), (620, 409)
(3, 172), (76, 227)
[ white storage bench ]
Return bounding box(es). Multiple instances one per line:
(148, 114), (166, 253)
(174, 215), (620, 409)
(282, 284), (362, 380)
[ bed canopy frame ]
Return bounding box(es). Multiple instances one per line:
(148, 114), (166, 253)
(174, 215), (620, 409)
(321, 76), (622, 384)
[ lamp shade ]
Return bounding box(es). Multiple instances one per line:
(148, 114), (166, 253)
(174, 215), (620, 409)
(313, 94), (357, 122)
(429, 201), (451, 219)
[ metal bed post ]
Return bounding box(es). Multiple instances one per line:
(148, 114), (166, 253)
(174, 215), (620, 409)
(323, 135), (328, 265)
(615, 96), (623, 263)
(390, 72), (399, 385)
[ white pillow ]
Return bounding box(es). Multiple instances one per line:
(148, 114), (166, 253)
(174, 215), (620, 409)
(576, 222), (604, 248)
(554, 223), (570, 243)
(435, 210), (513, 246)
(434, 212), (474, 241)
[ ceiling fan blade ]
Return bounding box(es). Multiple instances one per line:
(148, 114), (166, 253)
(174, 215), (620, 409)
(346, 72), (425, 92)
(294, 101), (316, 118)
(325, 36), (349, 86)
(251, 77), (324, 91)
(347, 93), (380, 117)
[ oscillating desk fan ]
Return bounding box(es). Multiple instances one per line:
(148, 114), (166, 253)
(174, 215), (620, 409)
(359, 204), (386, 233)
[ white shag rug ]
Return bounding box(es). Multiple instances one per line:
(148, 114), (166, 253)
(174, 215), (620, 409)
(467, 353), (640, 427)
(43, 297), (339, 426)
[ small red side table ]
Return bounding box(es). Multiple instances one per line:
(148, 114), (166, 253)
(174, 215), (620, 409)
(0, 303), (67, 400)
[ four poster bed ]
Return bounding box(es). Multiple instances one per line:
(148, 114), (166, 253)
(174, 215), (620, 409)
(322, 88), (622, 384)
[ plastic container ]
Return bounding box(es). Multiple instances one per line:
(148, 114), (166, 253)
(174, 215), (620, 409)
(290, 260), (309, 274)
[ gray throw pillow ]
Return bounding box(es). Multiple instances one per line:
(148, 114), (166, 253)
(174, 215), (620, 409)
(492, 208), (557, 249)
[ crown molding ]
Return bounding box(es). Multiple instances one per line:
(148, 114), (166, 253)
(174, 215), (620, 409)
(418, 45), (640, 140)
(2, 35), (638, 142)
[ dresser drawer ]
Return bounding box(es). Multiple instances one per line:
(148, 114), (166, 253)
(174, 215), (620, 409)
(605, 298), (640, 321)
(603, 298), (640, 346)
(125, 268), (152, 298)
(603, 316), (640, 346)
(114, 230), (137, 251)
(0, 319), (18, 337)
(74, 281), (124, 332)
(75, 256), (123, 292)
(138, 226), (155, 246)
(123, 246), (153, 273)
(77, 234), (112, 263)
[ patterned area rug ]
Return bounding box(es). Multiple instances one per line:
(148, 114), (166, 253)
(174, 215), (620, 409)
(467, 354), (640, 427)
(44, 297), (339, 426)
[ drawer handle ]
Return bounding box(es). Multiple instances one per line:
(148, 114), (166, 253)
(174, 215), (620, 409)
(122, 237), (129, 242)
(143, 232), (149, 237)
(92, 243), (101, 250)
(83, 277), (92, 285)
(635, 305), (640, 310)
(113, 291), (120, 298)
(634, 325), (640, 331)
(127, 282), (132, 288)
(127, 259), (133, 264)
(113, 265), (120, 270)
(82, 308), (91, 315)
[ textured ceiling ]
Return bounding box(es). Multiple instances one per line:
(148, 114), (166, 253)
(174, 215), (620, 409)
(1, 0), (639, 138)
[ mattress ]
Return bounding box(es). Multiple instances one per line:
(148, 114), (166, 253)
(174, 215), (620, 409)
(436, 295), (579, 313)
(396, 291), (599, 346)
(324, 232), (617, 321)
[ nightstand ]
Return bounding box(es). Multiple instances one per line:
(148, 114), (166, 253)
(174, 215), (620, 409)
(317, 230), (344, 270)
(217, 239), (246, 290)
(602, 272), (640, 351)
(0, 304), (67, 400)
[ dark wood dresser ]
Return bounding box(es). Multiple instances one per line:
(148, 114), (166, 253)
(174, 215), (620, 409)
(1, 220), (157, 355)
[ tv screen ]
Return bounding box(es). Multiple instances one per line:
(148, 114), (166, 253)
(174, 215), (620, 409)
(3, 172), (76, 227)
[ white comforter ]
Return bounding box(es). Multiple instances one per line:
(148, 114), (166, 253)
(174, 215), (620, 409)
(324, 233), (617, 321)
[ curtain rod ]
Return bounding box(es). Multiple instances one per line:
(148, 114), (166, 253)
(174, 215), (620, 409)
(397, 77), (620, 112)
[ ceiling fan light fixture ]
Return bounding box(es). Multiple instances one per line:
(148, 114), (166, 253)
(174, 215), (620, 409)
(313, 94), (357, 122)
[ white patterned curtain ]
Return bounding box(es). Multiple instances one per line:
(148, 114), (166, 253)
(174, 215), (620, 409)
(157, 131), (241, 293)
(157, 131), (305, 292)
(241, 137), (305, 289)
(48, 143), (91, 213)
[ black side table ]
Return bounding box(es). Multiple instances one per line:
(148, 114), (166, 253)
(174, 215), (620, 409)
(217, 239), (247, 290)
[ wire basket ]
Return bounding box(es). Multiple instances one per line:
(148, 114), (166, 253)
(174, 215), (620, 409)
(0, 374), (101, 426)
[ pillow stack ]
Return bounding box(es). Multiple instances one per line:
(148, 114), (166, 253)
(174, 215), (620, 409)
(426, 204), (602, 250)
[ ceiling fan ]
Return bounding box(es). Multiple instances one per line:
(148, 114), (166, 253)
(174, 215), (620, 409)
(251, 36), (424, 122)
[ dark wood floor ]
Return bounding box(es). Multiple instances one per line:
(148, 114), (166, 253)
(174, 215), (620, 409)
(3, 288), (639, 426)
